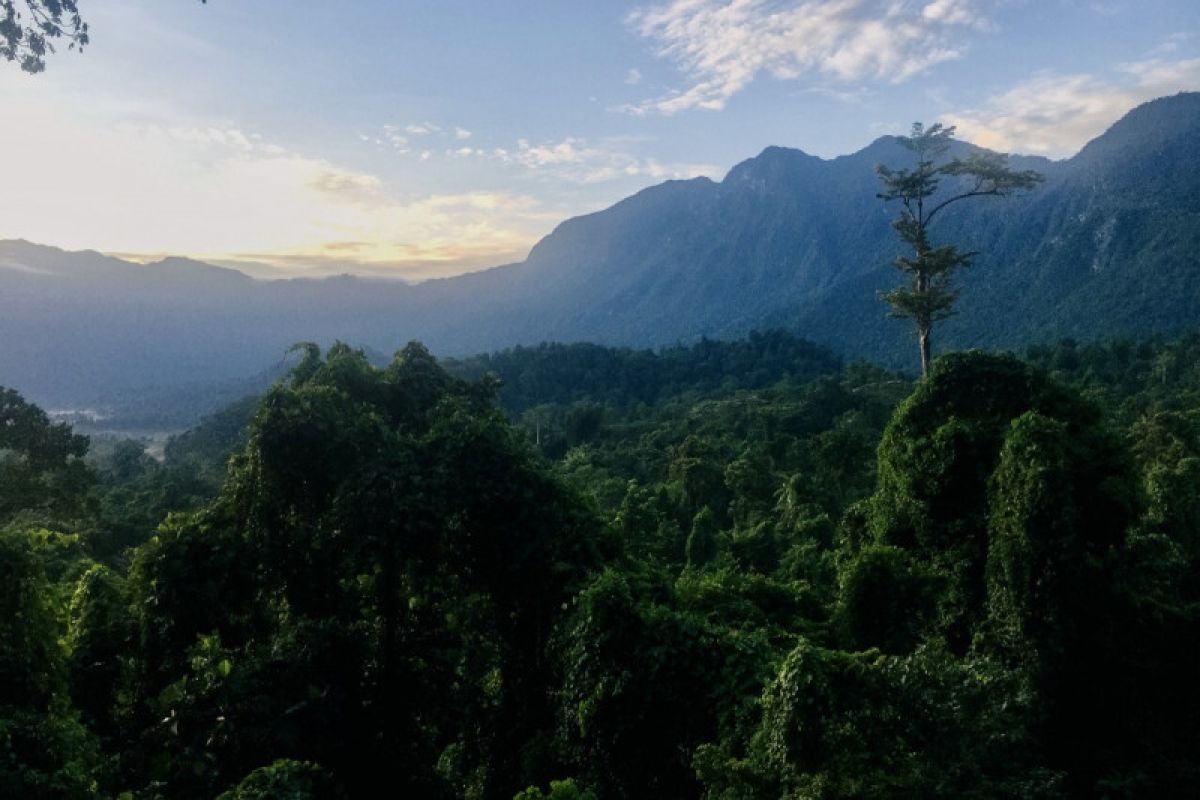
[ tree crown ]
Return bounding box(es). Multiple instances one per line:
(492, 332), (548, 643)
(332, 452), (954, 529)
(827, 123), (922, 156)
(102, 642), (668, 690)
(876, 122), (1044, 231)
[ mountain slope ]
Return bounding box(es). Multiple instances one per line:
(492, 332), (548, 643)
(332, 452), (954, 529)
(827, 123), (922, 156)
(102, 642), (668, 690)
(408, 93), (1199, 362)
(2, 93), (1199, 409)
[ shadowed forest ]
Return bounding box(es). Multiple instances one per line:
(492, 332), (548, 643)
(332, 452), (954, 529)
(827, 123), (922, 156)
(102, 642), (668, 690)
(4, 331), (1200, 798)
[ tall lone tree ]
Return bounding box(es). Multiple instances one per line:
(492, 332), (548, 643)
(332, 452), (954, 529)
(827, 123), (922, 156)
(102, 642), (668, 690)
(876, 123), (1043, 377)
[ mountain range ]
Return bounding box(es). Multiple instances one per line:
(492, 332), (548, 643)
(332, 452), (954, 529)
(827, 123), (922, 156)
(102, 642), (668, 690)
(2, 92), (1199, 418)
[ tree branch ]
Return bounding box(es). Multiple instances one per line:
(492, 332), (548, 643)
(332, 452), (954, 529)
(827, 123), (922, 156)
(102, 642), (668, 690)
(925, 190), (1002, 226)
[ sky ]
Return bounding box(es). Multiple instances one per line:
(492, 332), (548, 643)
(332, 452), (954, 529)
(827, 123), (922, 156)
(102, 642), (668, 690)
(0, 0), (1197, 280)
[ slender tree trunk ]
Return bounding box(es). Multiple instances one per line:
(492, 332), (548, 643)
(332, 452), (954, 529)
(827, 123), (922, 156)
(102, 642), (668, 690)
(916, 262), (931, 378)
(918, 324), (931, 378)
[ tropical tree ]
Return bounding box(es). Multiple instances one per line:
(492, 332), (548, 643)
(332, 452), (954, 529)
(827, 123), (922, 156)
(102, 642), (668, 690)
(0, 530), (101, 797)
(0, 0), (87, 73)
(0, 386), (93, 523)
(876, 123), (1043, 377)
(2, 1), (211, 74)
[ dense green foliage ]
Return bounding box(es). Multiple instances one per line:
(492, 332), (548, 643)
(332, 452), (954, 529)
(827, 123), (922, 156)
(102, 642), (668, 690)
(442, 332), (843, 414)
(1, 331), (1199, 797)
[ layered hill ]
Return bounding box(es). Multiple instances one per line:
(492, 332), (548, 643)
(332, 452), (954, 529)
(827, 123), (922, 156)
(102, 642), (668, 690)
(2, 92), (1199, 410)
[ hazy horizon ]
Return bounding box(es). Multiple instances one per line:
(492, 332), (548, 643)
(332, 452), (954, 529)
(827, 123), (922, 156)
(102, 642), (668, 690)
(0, 123), (1067, 285)
(1, 0), (1197, 280)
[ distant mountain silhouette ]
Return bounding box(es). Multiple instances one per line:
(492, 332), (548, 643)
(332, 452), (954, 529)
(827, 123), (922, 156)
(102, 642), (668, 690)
(2, 93), (1199, 412)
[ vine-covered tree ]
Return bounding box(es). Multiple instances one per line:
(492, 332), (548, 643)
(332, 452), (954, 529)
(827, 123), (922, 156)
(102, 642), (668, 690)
(5, 330), (1200, 795)
(876, 123), (1043, 377)
(0, 386), (93, 522)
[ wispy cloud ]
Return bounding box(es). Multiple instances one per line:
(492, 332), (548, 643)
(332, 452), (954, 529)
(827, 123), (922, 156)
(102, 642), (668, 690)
(798, 84), (874, 104)
(189, 187), (558, 280)
(360, 121), (475, 155)
(217, 191), (559, 280)
(0, 81), (558, 280)
(381, 125), (409, 150)
(357, 125), (410, 151)
(1089, 2), (1123, 17)
(625, 0), (989, 114)
(942, 56), (1200, 156)
(356, 121), (713, 188)
(1146, 31), (1193, 58)
(490, 135), (719, 183)
(307, 169), (384, 203)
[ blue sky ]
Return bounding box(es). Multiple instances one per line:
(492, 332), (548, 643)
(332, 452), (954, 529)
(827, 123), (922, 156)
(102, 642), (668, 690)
(0, 0), (1197, 279)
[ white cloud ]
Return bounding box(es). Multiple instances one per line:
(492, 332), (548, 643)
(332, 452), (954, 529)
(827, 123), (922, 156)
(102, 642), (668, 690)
(307, 169), (384, 202)
(362, 122), (472, 156)
(1122, 56), (1200, 89)
(495, 135), (719, 184)
(1146, 31), (1193, 58)
(1089, 2), (1122, 16)
(625, 67), (643, 85)
(921, 0), (977, 25)
(381, 125), (409, 149)
(358, 125), (411, 151)
(800, 84), (873, 104)
(942, 57), (1200, 157)
(405, 122), (441, 135)
(510, 137), (596, 168)
(625, 0), (988, 114)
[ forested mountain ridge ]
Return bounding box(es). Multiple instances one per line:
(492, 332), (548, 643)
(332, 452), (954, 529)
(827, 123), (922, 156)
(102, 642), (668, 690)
(3, 93), (1199, 410)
